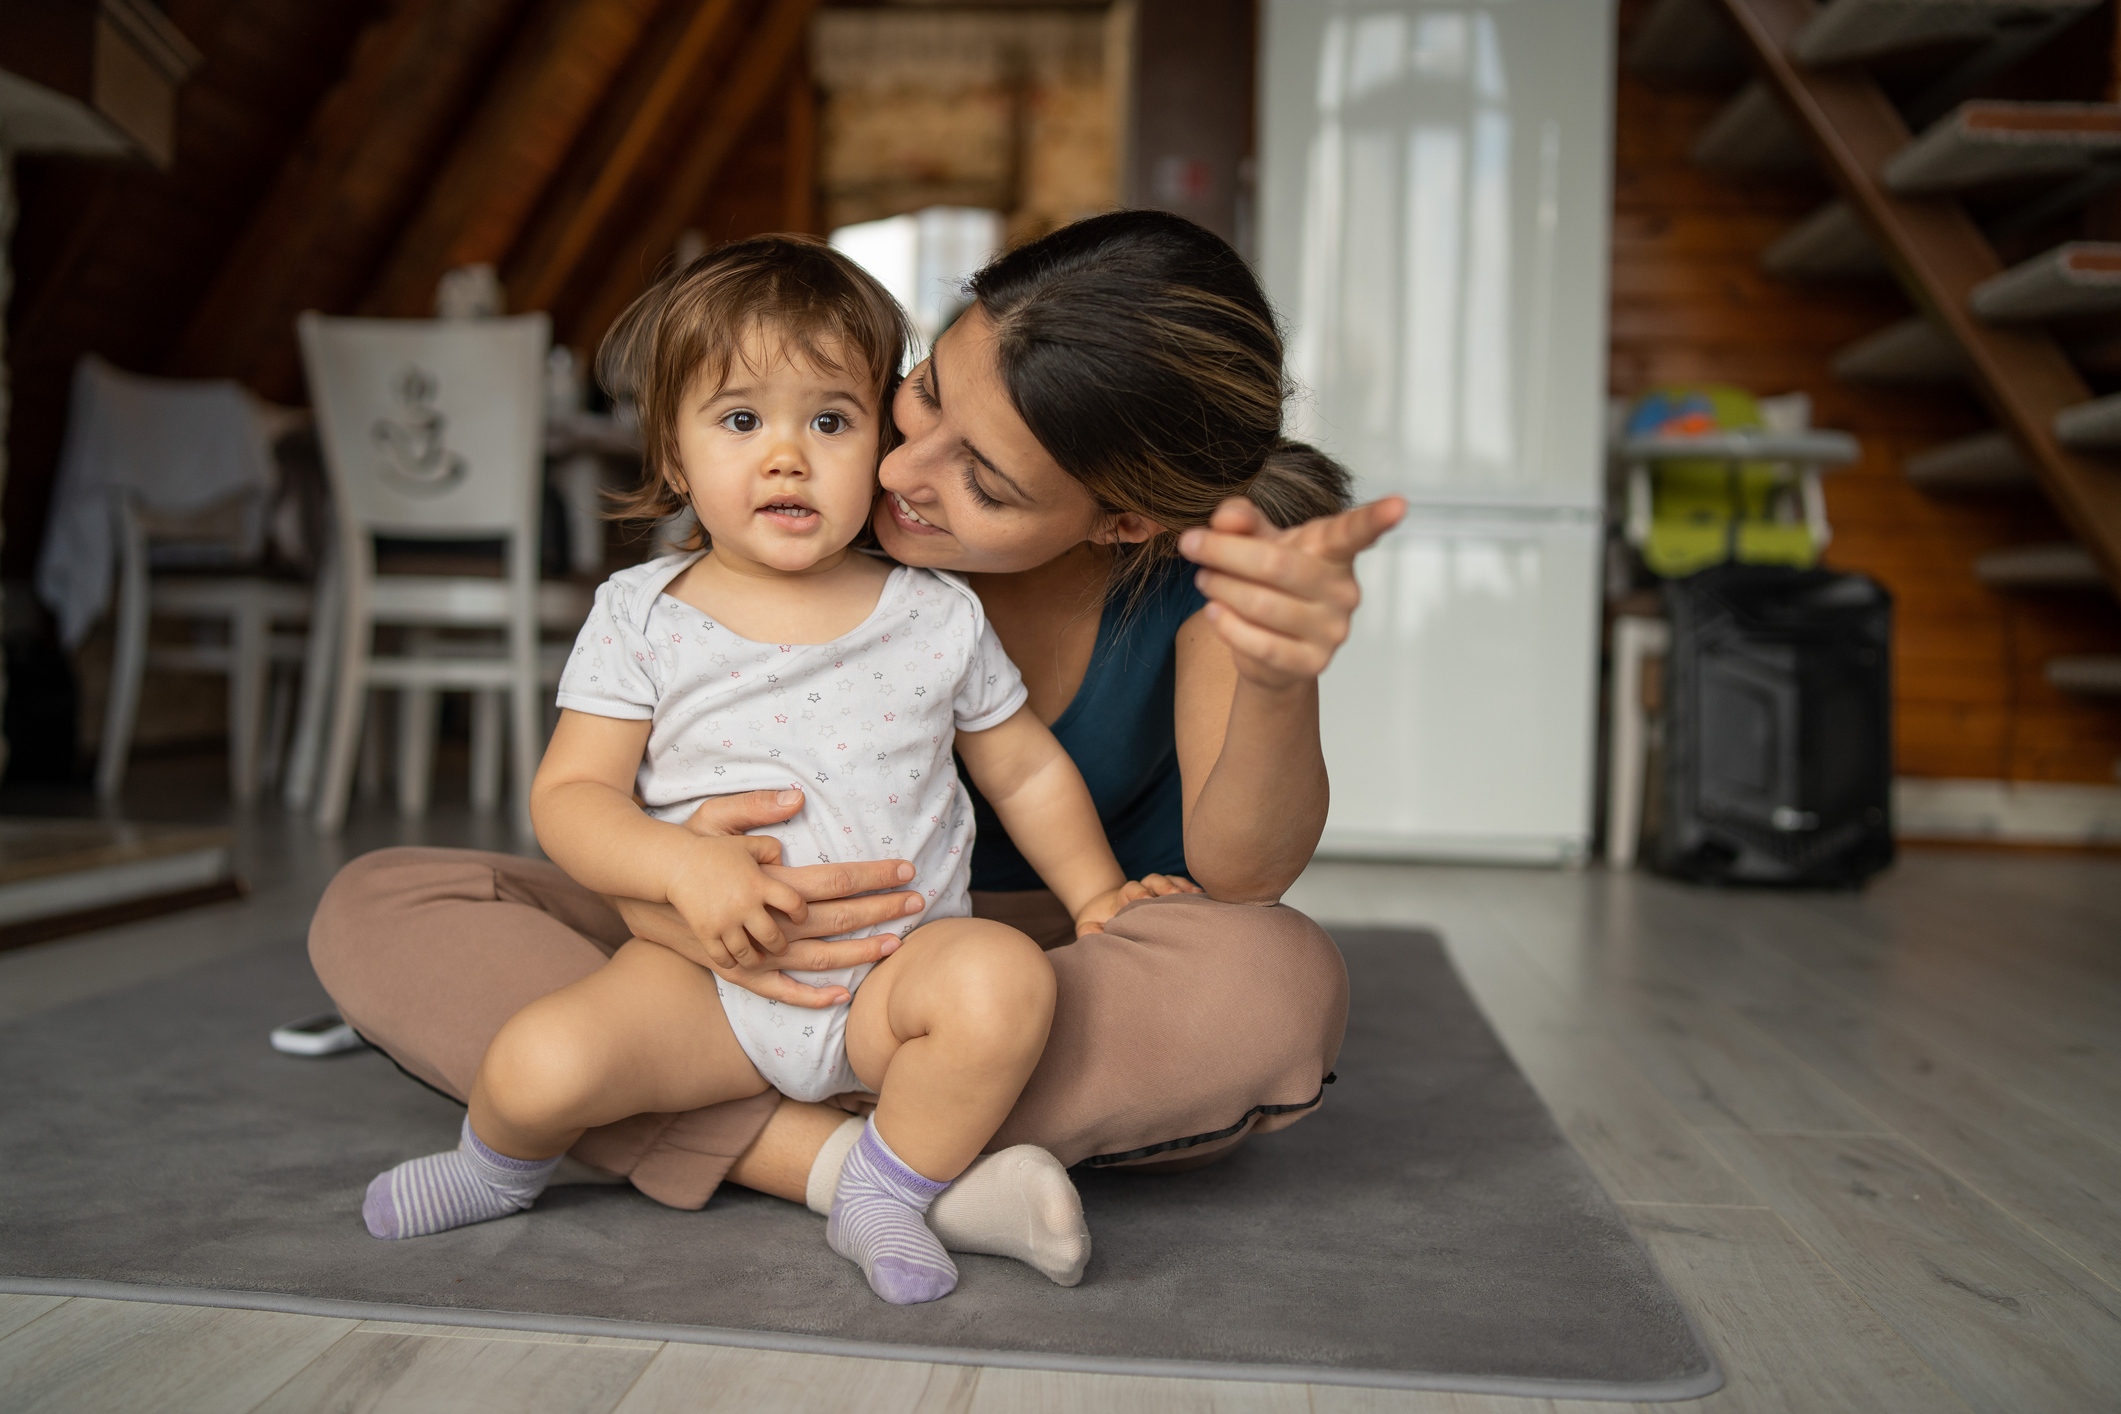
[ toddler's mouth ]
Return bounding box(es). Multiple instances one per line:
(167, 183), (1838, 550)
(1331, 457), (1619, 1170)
(760, 498), (816, 520)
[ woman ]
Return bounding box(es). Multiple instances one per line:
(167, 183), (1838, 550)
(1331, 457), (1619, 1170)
(309, 210), (1405, 1234)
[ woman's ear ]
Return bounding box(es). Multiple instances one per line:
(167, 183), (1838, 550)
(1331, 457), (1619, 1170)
(1092, 511), (1169, 546)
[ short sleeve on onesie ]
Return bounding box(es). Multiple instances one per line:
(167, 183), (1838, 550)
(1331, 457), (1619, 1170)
(554, 553), (698, 720)
(954, 618), (1027, 734)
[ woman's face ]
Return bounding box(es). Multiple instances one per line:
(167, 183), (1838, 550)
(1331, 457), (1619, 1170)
(872, 305), (1110, 574)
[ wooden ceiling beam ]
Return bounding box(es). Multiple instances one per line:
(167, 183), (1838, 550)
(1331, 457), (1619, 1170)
(166, 0), (530, 398)
(566, 0), (822, 348)
(358, 0), (663, 318)
(783, 53), (819, 236)
(503, 0), (749, 316)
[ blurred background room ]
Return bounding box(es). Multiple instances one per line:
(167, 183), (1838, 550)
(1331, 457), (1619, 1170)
(5, 3), (2121, 1408)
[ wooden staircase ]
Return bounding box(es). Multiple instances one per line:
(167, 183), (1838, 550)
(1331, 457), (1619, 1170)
(1635, 0), (2121, 714)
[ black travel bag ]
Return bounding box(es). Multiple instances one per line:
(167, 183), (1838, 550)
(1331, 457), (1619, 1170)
(1651, 564), (1895, 886)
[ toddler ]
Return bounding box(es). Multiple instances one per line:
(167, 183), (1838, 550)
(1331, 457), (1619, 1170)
(361, 235), (1143, 1306)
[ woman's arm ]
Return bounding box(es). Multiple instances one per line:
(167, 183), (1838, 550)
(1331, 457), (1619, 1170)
(531, 709), (827, 966)
(1173, 496), (1406, 903)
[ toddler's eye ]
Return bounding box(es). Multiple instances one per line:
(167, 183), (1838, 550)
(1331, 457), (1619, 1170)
(721, 410), (760, 433)
(812, 412), (849, 435)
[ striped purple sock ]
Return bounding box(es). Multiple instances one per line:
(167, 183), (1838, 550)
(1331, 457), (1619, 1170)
(826, 1119), (957, 1304)
(362, 1117), (558, 1239)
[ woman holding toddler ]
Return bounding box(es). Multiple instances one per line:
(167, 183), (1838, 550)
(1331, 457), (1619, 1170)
(308, 208), (1406, 1301)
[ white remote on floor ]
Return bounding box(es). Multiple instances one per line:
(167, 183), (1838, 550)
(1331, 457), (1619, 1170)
(270, 1012), (364, 1056)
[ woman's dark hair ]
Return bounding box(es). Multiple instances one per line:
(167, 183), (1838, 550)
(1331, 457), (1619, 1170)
(968, 211), (1351, 590)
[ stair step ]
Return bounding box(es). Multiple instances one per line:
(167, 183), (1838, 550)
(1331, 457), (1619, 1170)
(1831, 317), (1967, 384)
(1885, 101), (2121, 195)
(1905, 430), (2034, 491)
(2055, 392), (2121, 450)
(1974, 542), (2104, 588)
(1795, 0), (2097, 67)
(1690, 82), (1814, 173)
(1764, 201), (1888, 278)
(1972, 243), (2121, 322)
(1626, 0), (1749, 83)
(2047, 656), (2121, 694)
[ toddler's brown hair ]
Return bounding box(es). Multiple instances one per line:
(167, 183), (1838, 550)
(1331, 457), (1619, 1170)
(598, 234), (911, 530)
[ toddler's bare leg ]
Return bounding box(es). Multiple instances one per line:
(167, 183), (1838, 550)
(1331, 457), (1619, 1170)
(364, 939), (765, 1240)
(846, 917), (1058, 1180)
(825, 919), (1055, 1304)
(471, 938), (769, 1159)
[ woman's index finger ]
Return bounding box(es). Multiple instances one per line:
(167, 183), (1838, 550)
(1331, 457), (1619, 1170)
(1307, 497), (1406, 564)
(776, 857), (918, 901)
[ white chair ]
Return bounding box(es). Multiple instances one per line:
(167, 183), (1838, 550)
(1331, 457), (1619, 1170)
(97, 491), (332, 803)
(35, 356), (327, 802)
(299, 312), (590, 833)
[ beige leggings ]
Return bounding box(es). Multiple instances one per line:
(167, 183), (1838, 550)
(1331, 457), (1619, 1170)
(307, 847), (1349, 1209)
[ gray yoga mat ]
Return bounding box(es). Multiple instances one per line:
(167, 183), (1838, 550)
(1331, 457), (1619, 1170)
(0, 927), (1718, 1400)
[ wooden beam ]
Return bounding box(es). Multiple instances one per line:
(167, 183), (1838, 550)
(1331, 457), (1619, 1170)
(567, 0), (823, 347)
(358, 0), (663, 318)
(166, 0), (530, 398)
(1720, 0), (2121, 595)
(783, 52), (819, 236)
(503, 0), (749, 315)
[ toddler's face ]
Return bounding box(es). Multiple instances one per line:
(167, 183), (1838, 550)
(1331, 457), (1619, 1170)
(671, 331), (881, 575)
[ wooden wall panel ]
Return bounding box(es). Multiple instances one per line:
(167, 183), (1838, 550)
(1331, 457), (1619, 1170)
(1610, 0), (2121, 785)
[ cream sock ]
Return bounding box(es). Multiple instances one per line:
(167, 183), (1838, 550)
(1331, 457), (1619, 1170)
(806, 1116), (1091, 1287)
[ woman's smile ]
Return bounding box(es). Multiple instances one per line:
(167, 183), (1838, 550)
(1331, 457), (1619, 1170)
(883, 490), (946, 534)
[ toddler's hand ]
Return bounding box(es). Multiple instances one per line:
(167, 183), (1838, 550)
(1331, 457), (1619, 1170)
(665, 834), (809, 968)
(1073, 873), (1205, 937)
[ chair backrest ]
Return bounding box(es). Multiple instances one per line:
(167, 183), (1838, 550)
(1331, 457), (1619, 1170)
(298, 313), (549, 546)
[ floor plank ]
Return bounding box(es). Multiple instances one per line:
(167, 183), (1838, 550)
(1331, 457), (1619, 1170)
(252, 1325), (659, 1414)
(352, 1317), (658, 1348)
(0, 1294), (68, 1343)
(1704, 1133), (2121, 1414)
(1433, 920), (1763, 1207)
(1620, 1203), (1973, 1414)
(1306, 1386), (1631, 1413)
(965, 1367), (1309, 1413)
(1492, 873), (2121, 1293)
(610, 1344), (977, 1414)
(0, 1297), (357, 1414)
(1666, 880), (2121, 1153)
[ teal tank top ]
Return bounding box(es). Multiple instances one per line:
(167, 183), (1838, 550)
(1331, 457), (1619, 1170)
(963, 558), (1207, 891)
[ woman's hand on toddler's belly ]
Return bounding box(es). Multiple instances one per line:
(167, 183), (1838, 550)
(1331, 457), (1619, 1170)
(615, 893), (920, 1007)
(612, 786), (927, 1008)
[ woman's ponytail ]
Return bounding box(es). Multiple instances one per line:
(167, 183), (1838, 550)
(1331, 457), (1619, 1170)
(1243, 439), (1353, 528)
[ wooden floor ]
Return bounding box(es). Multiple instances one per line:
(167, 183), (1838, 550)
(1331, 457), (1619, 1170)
(2, 772), (2116, 1412)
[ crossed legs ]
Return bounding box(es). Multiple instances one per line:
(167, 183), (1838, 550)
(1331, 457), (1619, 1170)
(365, 916), (1055, 1305)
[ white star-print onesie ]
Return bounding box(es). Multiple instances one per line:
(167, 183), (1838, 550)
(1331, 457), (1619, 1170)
(555, 551), (1028, 1101)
